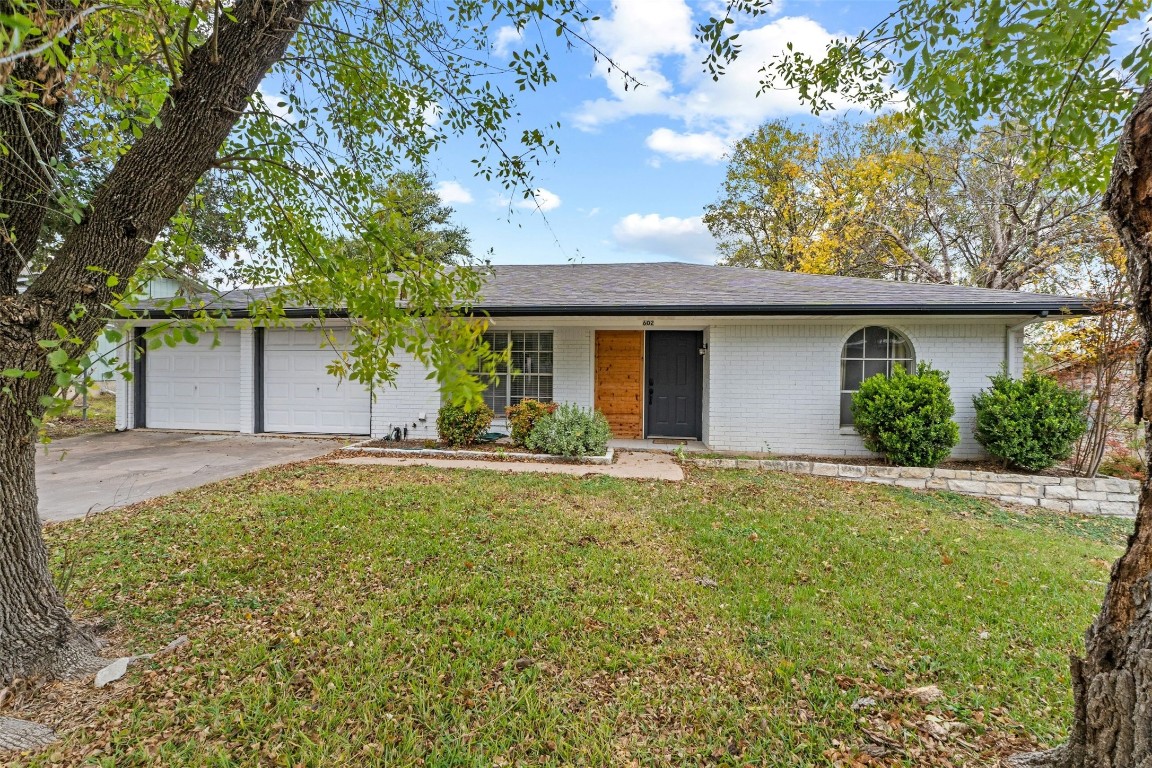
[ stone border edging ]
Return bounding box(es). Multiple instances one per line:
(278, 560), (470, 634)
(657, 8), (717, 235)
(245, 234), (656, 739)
(686, 457), (1140, 518)
(340, 440), (615, 465)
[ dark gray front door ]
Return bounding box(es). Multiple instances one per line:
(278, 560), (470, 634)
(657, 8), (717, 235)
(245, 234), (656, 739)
(645, 331), (703, 439)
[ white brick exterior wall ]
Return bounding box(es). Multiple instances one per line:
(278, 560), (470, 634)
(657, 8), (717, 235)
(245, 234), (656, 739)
(115, 325), (133, 431)
(705, 320), (1016, 457)
(367, 326), (593, 439)
(119, 315), (1024, 457)
(239, 328), (255, 434)
(1006, 327), (1025, 378)
(371, 348), (441, 440)
(701, 326), (712, 446)
(552, 326), (594, 408)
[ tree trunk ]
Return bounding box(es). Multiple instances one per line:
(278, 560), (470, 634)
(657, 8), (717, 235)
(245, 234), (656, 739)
(1012, 82), (1152, 768)
(0, 406), (103, 683)
(0, 0), (312, 686)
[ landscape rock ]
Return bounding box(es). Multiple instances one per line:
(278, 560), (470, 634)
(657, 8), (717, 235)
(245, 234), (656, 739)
(94, 656), (133, 688)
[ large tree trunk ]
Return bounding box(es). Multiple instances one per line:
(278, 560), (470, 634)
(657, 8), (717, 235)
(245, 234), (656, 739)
(1013, 82), (1152, 768)
(0, 0), (311, 686)
(0, 398), (103, 683)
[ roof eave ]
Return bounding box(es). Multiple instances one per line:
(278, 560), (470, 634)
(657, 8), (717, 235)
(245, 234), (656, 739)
(137, 302), (1095, 320)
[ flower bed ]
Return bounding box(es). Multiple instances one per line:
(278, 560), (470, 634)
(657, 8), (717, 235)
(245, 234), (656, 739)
(341, 438), (614, 465)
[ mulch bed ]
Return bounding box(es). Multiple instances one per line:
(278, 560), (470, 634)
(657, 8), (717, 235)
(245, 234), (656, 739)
(346, 440), (616, 465)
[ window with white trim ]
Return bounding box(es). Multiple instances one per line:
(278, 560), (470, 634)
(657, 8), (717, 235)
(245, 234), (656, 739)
(475, 331), (554, 415)
(840, 326), (914, 426)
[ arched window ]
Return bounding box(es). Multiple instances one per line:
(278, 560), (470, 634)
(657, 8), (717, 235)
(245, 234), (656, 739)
(840, 327), (914, 426)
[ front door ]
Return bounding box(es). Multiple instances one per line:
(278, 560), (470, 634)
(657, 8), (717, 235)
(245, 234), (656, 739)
(645, 331), (703, 439)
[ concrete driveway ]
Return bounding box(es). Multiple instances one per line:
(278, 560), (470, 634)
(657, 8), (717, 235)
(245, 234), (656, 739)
(36, 430), (347, 522)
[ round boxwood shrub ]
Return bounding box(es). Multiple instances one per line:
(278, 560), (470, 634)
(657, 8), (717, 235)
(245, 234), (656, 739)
(851, 361), (960, 467)
(506, 399), (558, 447)
(525, 403), (612, 457)
(972, 370), (1089, 472)
(436, 402), (494, 447)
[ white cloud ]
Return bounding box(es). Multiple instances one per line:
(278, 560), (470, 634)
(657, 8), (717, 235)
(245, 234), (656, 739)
(421, 101), (441, 127)
(435, 180), (474, 205)
(492, 26), (524, 58)
(612, 213), (716, 262)
(515, 188), (562, 212)
(645, 127), (730, 163)
(574, 4), (858, 144)
(259, 88), (292, 120)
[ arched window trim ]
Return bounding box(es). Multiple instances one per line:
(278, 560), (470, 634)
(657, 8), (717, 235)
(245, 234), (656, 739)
(840, 326), (915, 427)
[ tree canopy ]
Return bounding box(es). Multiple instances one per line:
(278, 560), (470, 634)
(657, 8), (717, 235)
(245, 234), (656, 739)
(337, 170), (473, 268)
(766, 0), (1151, 192)
(706, 116), (1103, 290)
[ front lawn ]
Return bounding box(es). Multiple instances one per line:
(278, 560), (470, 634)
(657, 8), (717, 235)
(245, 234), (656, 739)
(11, 464), (1128, 766)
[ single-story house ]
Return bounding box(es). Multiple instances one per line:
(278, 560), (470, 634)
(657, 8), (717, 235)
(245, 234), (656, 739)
(114, 263), (1092, 458)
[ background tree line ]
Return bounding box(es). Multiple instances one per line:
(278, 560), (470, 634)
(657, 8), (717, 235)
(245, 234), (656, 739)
(704, 116), (1106, 293)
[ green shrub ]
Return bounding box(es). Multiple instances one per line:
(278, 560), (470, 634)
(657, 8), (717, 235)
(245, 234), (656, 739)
(506, 399), (558, 447)
(525, 403), (612, 457)
(973, 370), (1089, 472)
(436, 402), (494, 447)
(852, 361), (960, 467)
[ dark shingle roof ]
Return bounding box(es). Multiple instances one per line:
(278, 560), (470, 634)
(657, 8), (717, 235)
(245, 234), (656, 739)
(469, 263), (1091, 315)
(139, 263), (1094, 318)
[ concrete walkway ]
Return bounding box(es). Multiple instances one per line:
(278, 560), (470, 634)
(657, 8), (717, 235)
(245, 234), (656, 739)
(330, 449), (684, 481)
(37, 430), (347, 522)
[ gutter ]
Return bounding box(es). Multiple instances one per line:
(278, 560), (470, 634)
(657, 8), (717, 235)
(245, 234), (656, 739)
(139, 303), (1095, 320)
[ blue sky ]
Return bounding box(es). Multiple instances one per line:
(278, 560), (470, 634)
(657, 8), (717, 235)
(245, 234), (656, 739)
(415, 0), (897, 266)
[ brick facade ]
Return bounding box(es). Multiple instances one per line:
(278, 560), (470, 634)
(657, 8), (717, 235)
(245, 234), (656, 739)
(118, 316), (1024, 456)
(704, 321), (1013, 457)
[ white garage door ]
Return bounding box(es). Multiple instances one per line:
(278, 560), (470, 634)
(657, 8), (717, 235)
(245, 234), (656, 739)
(146, 330), (242, 431)
(264, 328), (371, 435)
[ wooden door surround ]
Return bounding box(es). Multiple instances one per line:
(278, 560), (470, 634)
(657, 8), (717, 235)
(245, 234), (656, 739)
(594, 330), (643, 439)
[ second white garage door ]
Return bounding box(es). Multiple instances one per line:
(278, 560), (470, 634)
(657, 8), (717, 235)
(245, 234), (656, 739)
(146, 330), (242, 431)
(264, 328), (371, 434)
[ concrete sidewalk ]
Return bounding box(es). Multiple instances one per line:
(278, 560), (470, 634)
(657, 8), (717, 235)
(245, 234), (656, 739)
(330, 449), (684, 481)
(37, 430), (347, 522)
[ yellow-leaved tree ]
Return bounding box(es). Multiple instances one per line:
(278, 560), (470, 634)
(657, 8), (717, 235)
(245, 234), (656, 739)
(706, 117), (1102, 290)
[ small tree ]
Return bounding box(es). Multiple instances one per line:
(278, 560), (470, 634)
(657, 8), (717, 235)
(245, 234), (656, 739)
(1035, 226), (1139, 476)
(973, 371), (1090, 472)
(851, 361), (959, 467)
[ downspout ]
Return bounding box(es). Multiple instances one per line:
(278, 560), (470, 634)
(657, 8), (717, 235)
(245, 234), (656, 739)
(1006, 312), (1047, 378)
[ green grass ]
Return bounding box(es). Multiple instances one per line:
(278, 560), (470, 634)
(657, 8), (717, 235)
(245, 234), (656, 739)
(17, 465), (1129, 766)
